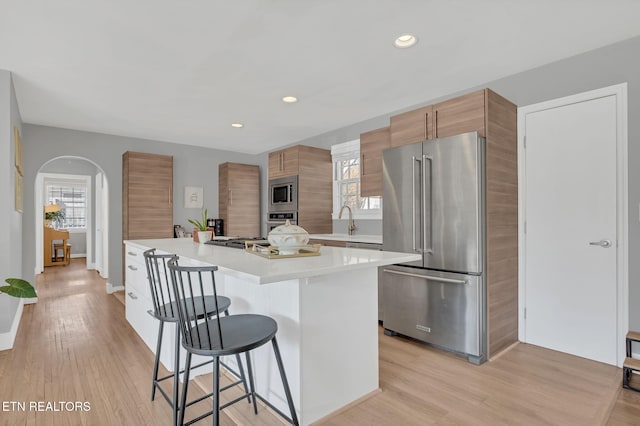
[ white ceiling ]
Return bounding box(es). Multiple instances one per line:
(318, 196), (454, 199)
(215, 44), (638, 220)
(2, 1), (640, 154)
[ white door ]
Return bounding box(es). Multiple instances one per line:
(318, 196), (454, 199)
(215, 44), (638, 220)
(521, 87), (626, 366)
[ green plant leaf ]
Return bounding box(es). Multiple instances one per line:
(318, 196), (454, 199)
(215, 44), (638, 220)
(188, 208), (208, 231)
(1, 278), (37, 298)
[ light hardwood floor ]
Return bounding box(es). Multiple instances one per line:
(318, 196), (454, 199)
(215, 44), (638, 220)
(1, 259), (638, 425)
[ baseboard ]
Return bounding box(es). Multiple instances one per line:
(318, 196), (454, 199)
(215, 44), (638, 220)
(106, 282), (124, 294)
(70, 253), (86, 259)
(0, 299), (24, 351)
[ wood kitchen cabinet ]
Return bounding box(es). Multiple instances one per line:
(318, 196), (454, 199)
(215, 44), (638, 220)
(122, 151), (173, 240)
(122, 151), (173, 284)
(390, 105), (433, 147)
(432, 88), (486, 139)
(267, 145), (332, 233)
(219, 162), (260, 237)
(387, 88), (518, 359)
(268, 146), (300, 178)
(360, 126), (390, 197)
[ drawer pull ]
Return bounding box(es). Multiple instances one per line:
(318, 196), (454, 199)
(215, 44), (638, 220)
(127, 292), (138, 300)
(127, 251), (137, 256)
(128, 265), (138, 271)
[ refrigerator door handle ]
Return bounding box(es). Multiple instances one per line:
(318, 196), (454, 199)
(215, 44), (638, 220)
(412, 156), (421, 252)
(383, 268), (468, 285)
(423, 154), (433, 254)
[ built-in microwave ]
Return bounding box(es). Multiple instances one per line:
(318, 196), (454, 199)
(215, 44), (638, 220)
(268, 176), (298, 212)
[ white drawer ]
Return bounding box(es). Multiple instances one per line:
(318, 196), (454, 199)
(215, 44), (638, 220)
(125, 289), (155, 350)
(125, 245), (146, 260)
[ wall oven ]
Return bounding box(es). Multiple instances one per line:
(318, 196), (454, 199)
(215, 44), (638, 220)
(266, 212), (297, 232)
(268, 176), (298, 212)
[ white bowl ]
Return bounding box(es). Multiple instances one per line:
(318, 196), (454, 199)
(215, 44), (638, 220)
(268, 220), (309, 255)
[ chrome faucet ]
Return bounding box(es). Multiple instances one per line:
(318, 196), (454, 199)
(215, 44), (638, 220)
(338, 203), (357, 236)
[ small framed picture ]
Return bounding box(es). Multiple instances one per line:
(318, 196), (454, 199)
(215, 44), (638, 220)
(174, 225), (186, 238)
(184, 186), (203, 209)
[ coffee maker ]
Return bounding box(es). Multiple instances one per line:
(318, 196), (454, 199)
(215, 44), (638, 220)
(207, 218), (224, 236)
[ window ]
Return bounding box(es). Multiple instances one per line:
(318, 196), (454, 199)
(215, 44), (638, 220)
(46, 183), (87, 229)
(331, 140), (381, 218)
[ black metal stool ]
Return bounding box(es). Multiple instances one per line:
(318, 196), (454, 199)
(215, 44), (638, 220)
(167, 257), (299, 426)
(143, 249), (250, 426)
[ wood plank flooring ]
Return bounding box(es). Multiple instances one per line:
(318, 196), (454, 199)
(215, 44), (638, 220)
(1, 258), (639, 425)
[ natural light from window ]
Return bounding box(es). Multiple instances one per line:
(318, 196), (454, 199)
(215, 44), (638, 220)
(331, 140), (381, 219)
(46, 182), (87, 230)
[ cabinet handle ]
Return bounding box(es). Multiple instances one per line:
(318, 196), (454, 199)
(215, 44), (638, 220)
(229, 189), (233, 205)
(434, 110), (438, 138)
(361, 153), (365, 175)
(127, 292), (138, 300)
(127, 251), (137, 256)
(169, 187), (172, 205)
(280, 152), (284, 171)
(128, 265), (138, 271)
(425, 113), (428, 140)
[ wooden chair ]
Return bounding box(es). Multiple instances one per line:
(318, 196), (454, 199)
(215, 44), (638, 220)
(53, 242), (71, 265)
(624, 331), (640, 392)
(167, 257), (299, 426)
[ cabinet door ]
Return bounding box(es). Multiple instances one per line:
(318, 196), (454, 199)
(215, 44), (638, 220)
(227, 164), (260, 237)
(125, 152), (173, 240)
(281, 146), (299, 177)
(433, 89), (486, 139)
(268, 151), (284, 179)
(390, 105), (433, 147)
(360, 126), (390, 196)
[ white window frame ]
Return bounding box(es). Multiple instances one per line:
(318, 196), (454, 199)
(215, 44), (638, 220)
(331, 139), (382, 220)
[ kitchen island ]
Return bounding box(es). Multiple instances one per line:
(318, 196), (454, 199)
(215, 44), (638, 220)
(123, 238), (419, 425)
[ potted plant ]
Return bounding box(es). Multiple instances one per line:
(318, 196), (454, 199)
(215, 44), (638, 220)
(188, 208), (213, 244)
(44, 209), (65, 228)
(1, 278), (37, 298)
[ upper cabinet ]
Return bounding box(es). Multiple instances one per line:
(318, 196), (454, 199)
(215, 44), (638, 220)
(390, 105), (433, 147)
(360, 126), (390, 197)
(269, 146), (300, 178)
(390, 88), (488, 147)
(432, 89), (486, 139)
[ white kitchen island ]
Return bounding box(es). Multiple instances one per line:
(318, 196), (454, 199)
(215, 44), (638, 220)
(124, 238), (420, 425)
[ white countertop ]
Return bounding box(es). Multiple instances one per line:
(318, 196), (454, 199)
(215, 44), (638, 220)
(125, 238), (416, 284)
(308, 234), (383, 244)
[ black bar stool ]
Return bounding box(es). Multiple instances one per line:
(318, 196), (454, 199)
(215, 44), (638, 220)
(167, 257), (299, 426)
(143, 249), (250, 426)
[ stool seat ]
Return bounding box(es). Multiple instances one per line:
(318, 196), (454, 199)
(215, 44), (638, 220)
(53, 243), (71, 265)
(185, 314), (277, 356)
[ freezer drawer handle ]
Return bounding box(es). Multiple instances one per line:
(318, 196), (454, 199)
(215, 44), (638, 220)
(383, 268), (468, 285)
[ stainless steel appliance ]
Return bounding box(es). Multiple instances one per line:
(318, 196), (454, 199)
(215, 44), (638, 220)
(206, 237), (268, 249)
(266, 211), (297, 232)
(382, 132), (486, 364)
(268, 176), (298, 212)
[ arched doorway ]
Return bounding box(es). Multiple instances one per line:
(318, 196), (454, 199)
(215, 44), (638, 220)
(34, 156), (110, 288)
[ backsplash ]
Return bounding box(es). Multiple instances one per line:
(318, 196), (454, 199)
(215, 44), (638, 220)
(332, 219), (381, 235)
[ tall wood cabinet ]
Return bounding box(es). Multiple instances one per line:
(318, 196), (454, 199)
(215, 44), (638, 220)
(122, 151), (173, 240)
(267, 145), (332, 234)
(219, 162), (260, 237)
(122, 151), (173, 284)
(382, 88), (518, 359)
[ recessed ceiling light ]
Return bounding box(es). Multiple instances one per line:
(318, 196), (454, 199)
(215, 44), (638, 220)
(282, 96), (298, 103)
(231, 123), (244, 128)
(394, 34), (418, 48)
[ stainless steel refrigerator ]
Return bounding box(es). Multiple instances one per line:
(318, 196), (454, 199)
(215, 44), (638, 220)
(381, 131), (486, 364)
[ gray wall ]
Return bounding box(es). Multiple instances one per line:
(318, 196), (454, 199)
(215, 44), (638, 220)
(22, 125), (260, 288)
(0, 71), (23, 331)
(269, 35), (640, 330)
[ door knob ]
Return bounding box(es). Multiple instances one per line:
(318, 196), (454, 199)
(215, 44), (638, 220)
(589, 239), (612, 248)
